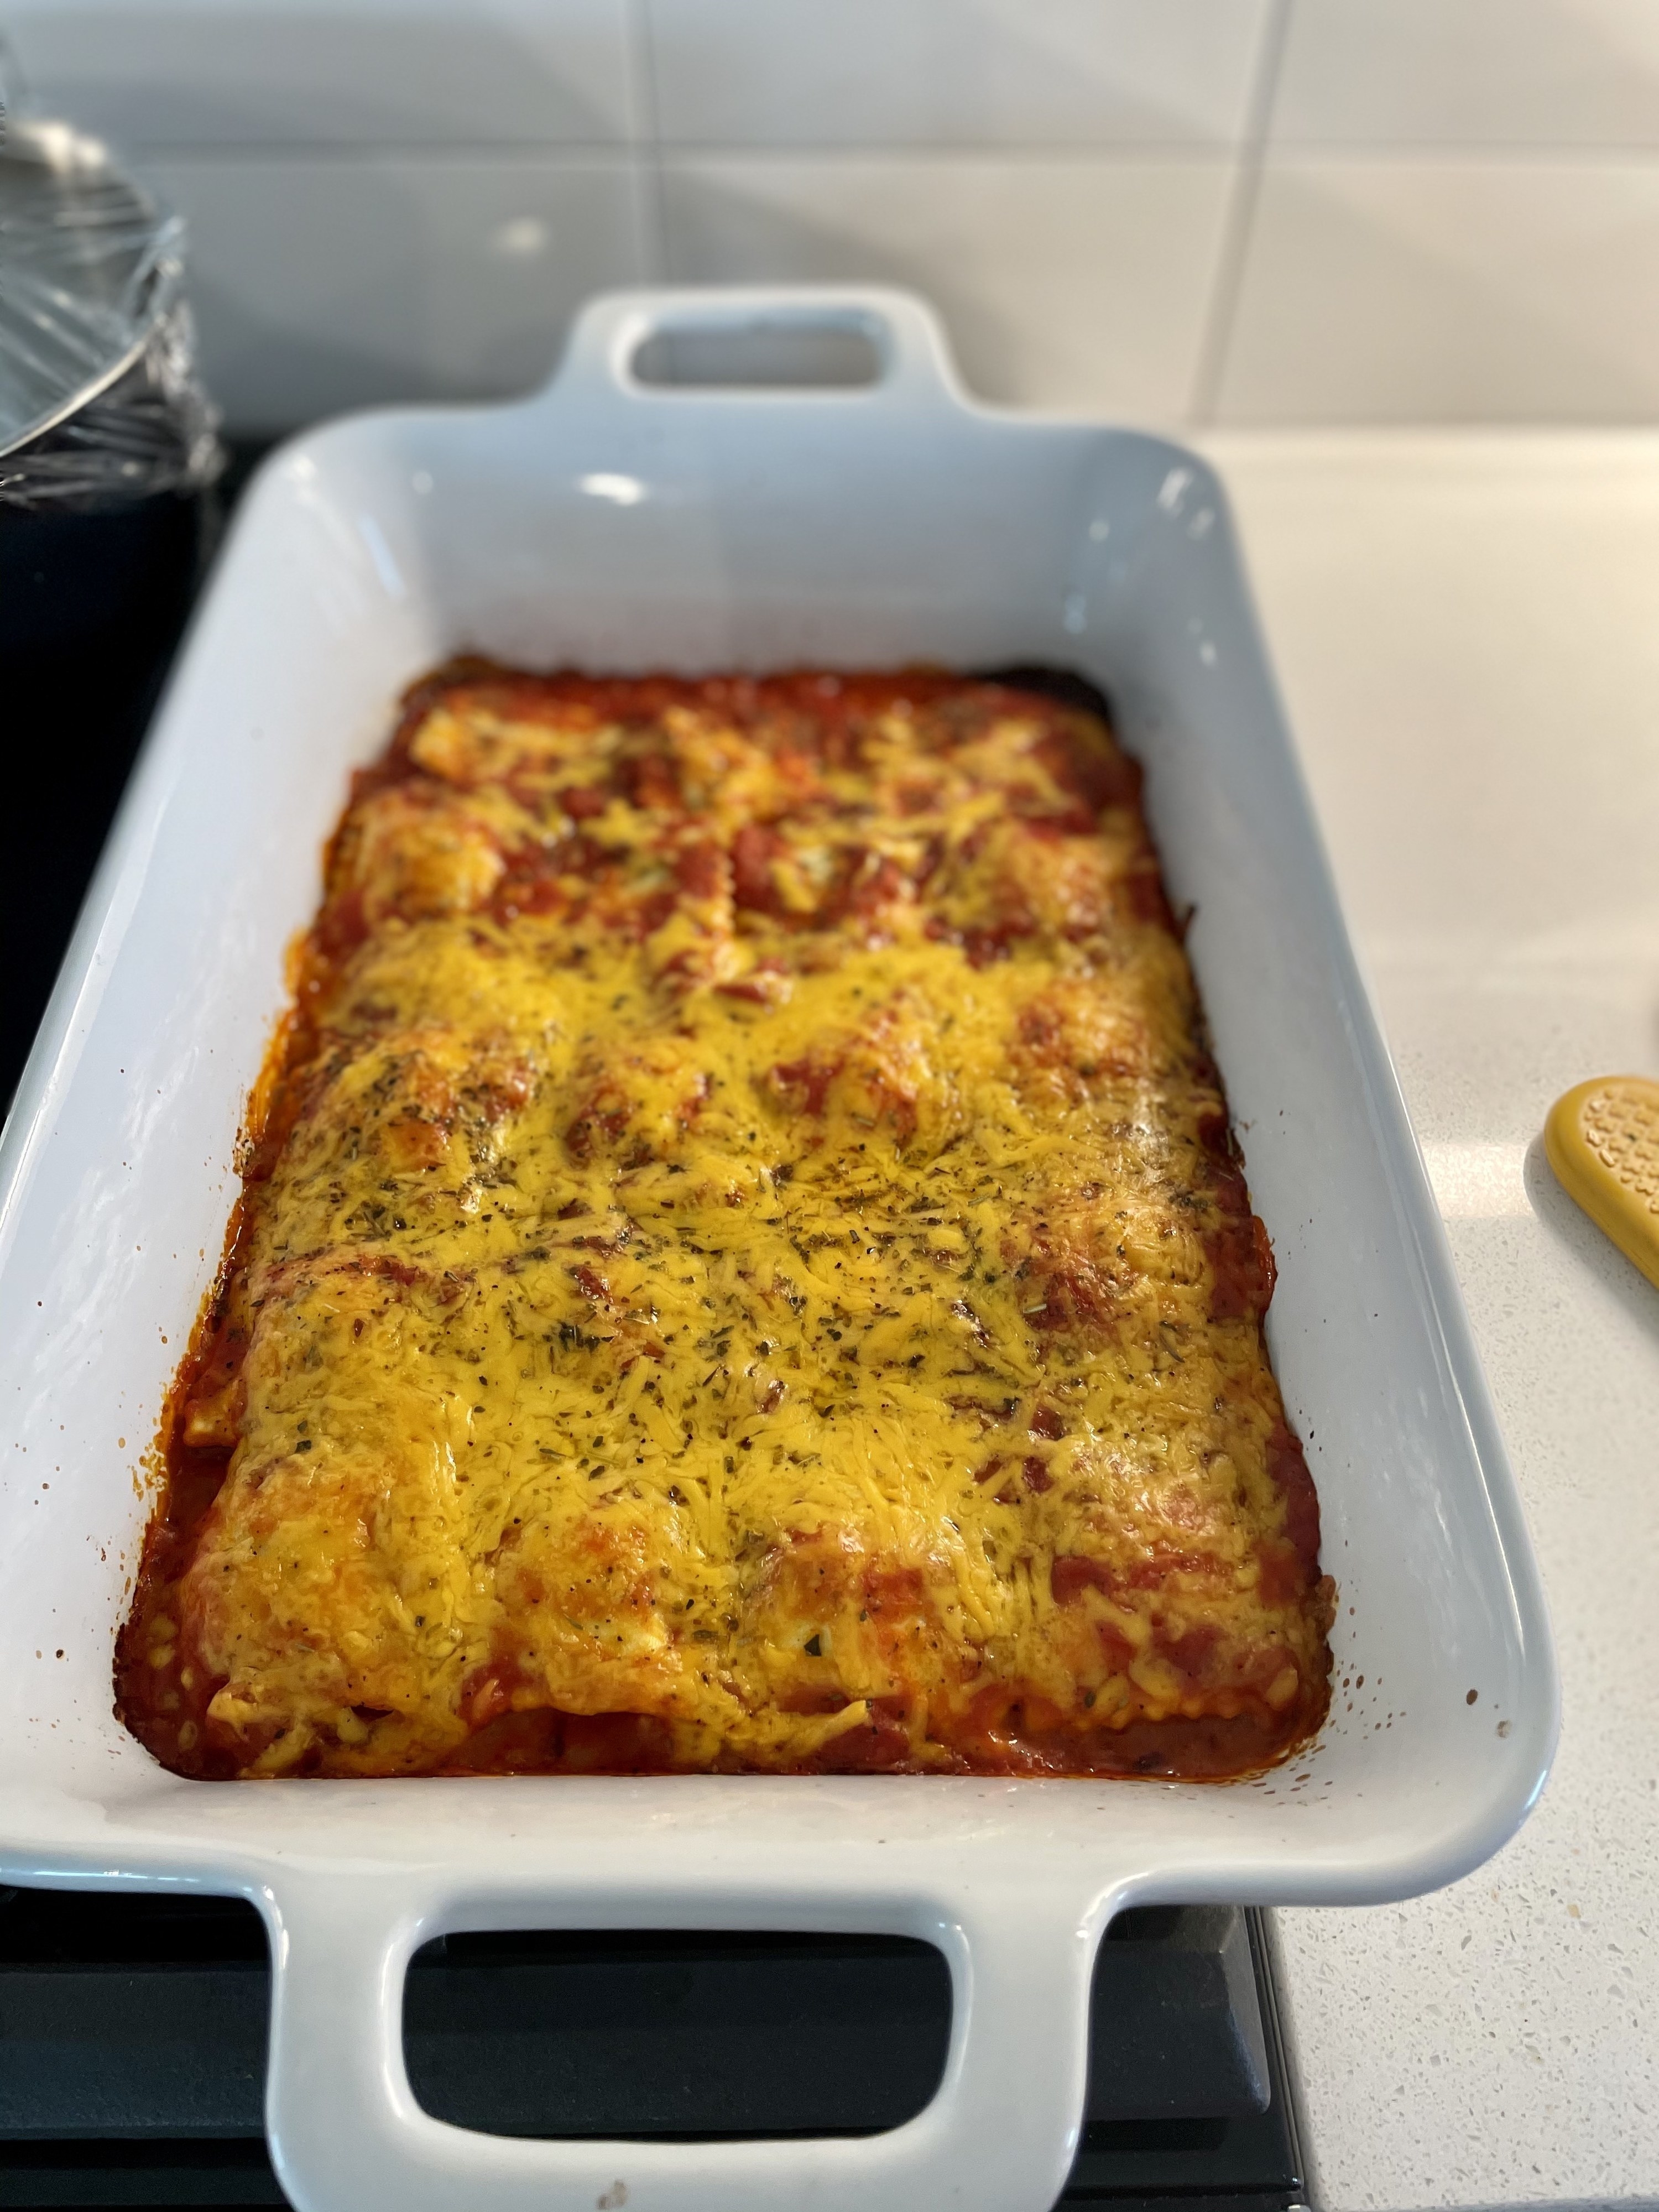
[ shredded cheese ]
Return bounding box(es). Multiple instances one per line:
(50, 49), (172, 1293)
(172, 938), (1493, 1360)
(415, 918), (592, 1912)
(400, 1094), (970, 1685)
(118, 669), (1333, 1780)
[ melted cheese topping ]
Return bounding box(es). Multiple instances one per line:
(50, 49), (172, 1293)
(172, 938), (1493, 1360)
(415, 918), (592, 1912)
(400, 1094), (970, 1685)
(118, 668), (1334, 1780)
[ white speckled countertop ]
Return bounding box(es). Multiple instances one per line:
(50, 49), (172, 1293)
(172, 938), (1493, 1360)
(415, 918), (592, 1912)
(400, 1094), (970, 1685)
(1201, 434), (1659, 2212)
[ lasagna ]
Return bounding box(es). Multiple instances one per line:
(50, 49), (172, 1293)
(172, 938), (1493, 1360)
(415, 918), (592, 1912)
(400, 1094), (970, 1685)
(117, 666), (1334, 1781)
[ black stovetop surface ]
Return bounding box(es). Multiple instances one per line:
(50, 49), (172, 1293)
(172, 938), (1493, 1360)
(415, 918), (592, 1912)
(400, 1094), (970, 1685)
(0, 1886), (1303, 2211)
(0, 452), (1307, 2212)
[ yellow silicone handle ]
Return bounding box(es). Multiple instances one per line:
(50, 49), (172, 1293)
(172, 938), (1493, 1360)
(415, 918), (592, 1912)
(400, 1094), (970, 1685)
(1544, 1074), (1659, 1291)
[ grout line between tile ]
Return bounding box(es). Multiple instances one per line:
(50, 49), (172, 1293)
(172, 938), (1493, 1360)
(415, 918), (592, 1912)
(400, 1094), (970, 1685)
(642, 139), (1243, 160)
(122, 139), (1250, 166)
(1218, 140), (1659, 161)
(1188, 0), (1295, 429)
(127, 141), (639, 164)
(628, 0), (670, 283)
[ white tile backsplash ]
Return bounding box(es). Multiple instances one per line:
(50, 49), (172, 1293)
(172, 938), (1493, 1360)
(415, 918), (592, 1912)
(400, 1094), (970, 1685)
(1215, 158), (1659, 422)
(1272, 0), (1659, 147)
(14, 0), (1659, 430)
(138, 155), (646, 430)
(660, 155), (1235, 418)
(4, 0), (637, 149)
(644, 0), (1270, 149)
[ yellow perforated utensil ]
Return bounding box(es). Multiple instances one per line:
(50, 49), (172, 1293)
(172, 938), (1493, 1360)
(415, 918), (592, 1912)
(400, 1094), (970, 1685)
(1545, 1074), (1659, 1291)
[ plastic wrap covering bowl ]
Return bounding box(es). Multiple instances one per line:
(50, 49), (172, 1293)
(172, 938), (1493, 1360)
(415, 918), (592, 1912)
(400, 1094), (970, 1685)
(0, 114), (220, 515)
(1, 115), (225, 1110)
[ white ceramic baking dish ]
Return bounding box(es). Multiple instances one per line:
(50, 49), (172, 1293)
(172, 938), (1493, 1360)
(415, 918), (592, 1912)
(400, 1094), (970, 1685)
(0, 287), (1556, 2212)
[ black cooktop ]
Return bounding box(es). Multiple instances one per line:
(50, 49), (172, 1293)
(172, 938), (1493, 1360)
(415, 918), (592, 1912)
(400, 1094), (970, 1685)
(0, 452), (1308, 2212)
(0, 1885), (1304, 2211)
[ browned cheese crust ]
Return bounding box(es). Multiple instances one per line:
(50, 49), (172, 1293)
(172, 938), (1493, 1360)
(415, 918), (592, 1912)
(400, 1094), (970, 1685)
(117, 668), (1335, 1780)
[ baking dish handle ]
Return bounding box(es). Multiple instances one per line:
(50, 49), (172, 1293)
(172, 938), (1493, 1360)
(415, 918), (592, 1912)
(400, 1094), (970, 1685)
(546, 283), (972, 413)
(261, 1865), (1104, 2212)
